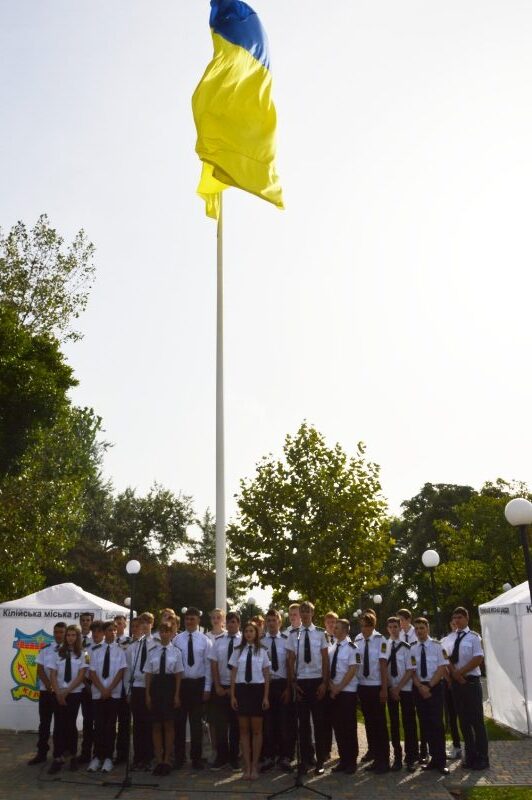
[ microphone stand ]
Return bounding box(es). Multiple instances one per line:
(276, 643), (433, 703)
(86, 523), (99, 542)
(268, 627), (331, 799)
(102, 634), (159, 798)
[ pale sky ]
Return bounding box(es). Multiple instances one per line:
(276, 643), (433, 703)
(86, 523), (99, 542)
(2, 0), (532, 541)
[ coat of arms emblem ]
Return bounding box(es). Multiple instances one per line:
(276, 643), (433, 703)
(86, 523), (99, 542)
(11, 628), (53, 701)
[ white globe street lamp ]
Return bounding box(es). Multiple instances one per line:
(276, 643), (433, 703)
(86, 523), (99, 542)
(373, 594), (383, 606)
(124, 597), (131, 608)
(502, 583), (512, 593)
(421, 549), (440, 569)
(504, 499), (532, 602)
(422, 549), (441, 636)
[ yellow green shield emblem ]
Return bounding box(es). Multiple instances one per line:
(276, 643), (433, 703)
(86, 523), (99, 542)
(11, 628), (53, 701)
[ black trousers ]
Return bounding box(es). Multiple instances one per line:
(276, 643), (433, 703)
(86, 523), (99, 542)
(451, 678), (489, 764)
(322, 694), (333, 760)
(52, 693), (82, 759)
(263, 679), (292, 761)
(175, 677), (205, 763)
(295, 678), (327, 765)
(387, 689), (418, 764)
(444, 680), (461, 748)
(211, 687), (239, 762)
(115, 690), (130, 760)
(330, 692), (358, 769)
(357, 684), (389, 768)
(93, 698), (120, 761)
(80, 686), (94, 759)
(36, 690), (55, 756)
(131, 687), (153, 764)
(414, 683), (446, 769)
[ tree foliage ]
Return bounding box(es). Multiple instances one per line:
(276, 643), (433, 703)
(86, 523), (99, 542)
(227, 422), (392, 615)
(0, 214), (95, 342)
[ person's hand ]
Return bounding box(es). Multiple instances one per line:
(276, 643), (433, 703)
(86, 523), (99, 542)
(379, 688), (387, 704)
(389, 687), (400, 702)
(215, 685), (226, 698)
(174, 694), (181, 709)
(262, 697), (270, 711)
(57, 691), (67, 706)
(295, 685), (304, 700)
(419, 685), (431, 700)
(281, 688), (291, 704)
(316, 682), (327, 700)
(453, 672), (466, 685)
(230, 696), (238, 711)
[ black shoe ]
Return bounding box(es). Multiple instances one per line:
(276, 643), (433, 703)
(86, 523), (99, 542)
(48, 760), (63, 775)
(361, 752), (374, 763)
(153, 763), (164, 775)
(344, 765), (357, 775)
(314, 762), (325, 776)
(391, 759), (402, 771)
(69, 757), (79, 772)
(374, 764), (390, 774)
(439, 767), (450, 775)
(418, 756), (428, 765)
(78, 754), (91, 764)
(210, 758), (228, 771)
(28, 754), (47, 766)
(406, 763), (416, 773)
(421, 762), (437, 771)
(192, 760), (205, 770)
(278, 758), (293, 773)
(332, 763), (345, 773)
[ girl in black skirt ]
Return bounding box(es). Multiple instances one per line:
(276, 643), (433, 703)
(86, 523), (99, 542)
(48, 625), (88, 774)
(145, 621), (184, 775)
(230, 622), (270, 780)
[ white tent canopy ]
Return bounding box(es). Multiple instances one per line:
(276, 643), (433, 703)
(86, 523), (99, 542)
(479, 580), (532, 736)
(0, 583), (128, 732)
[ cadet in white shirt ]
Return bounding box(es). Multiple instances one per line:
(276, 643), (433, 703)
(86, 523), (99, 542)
(445, 606), (489, 770)
(354, 612), (390, 773)
(114, 614), (132, 764)
(397, 607), (428, 763)
(261, 608), (293, 772)
(28, 622), (66, 766)
(173, 607), (213, 769)
(286, 600), (329, 774)
(78, 613), (95, 764)
(127, 612), (156, 769)
(328, 619), (359, 774)
(48, 625), (88, 774)
(284, 602), (301, 634)
(145, 621), (184, 776)
(410, 617), (449, 775)
(88, 621), (127, 774)
(440, 620), (462, 760)
(385, 616), (417, 772)
(208, 611), (242, 770)
(229, 621), (271, 781)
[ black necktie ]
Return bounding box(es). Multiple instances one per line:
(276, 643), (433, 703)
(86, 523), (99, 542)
(160, 646), (166, 675)
(450, 631), (465, 664)
(188, 633), (195, 667)
(390, 642), (398, 678)
(64, 652), (72, 683)
(102, 645), (110, 679)
(420, 643), (427, 679)
(245, 646), (253, 683)
(304, 629), (311, 663)
(227, 636), (235, 667)
(363, 639), (370, 677)
(271, 637), (279, 672)
(82, 636), (89, 648)
(140, 640), (147, 672)
(330, 643), (340, 680)
(404, 632), (409, 644)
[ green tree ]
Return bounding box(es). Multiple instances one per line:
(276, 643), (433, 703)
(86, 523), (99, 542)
(0, 307), (76, 475)
(0, 406), (105, 600)
(0, 214), (95, 342)
(227, 422), (391, 615)
(436, 479), (531, 624)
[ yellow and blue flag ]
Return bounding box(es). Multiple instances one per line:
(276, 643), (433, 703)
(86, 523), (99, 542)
(192, 0), (284, 219)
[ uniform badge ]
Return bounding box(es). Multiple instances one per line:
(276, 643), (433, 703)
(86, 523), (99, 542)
(85, 651), (90, 664)
(442, 649), (448, 659)
(381, 642), (387, 653)
(356, 653), (361, 664)
(411, 656), (417, 666)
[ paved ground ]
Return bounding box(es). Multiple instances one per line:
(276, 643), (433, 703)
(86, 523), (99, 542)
(1, 725), (531, 800)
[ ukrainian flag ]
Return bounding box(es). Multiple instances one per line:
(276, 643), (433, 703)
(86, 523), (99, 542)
(192, 0), (284, 219)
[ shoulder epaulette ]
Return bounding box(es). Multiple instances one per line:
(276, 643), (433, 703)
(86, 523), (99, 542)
(215, 633), (225, 639)
(91, 643), (102, 651)
(374, 632), (383, 638)
(348, 641), (356, 649)
(469, 630), (480, 637)
(148, 644), (158, 652)
(289, 628), (297, 634)
(315, 626), (324, 631)
(280, 633), (288, 639)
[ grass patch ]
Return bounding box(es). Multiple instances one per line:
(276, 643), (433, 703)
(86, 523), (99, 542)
(459, 788), (532, 800)
(484, 718), (521, 741)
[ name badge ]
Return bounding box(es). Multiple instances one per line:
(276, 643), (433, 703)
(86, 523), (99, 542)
(381, 642), (387, 653)
(411, 656), (417, 666)
(356, 653), (361, 664)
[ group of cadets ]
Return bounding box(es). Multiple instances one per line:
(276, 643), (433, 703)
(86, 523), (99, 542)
(28, 600), (490, 780)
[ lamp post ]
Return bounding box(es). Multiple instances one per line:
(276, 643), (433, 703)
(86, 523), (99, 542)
(246, 595), (256, 625)
(125, 560), (141, 637)
(422, 549), (441, 637)
(502, 582), (512, 593)
(504, 498), (532, 602)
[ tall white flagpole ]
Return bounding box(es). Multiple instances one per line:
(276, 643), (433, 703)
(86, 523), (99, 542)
(215, 193), (227, 609)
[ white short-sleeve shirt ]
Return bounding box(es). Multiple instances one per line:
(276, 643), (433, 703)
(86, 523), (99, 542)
(262, 632), (289, 680)
(144, 643), (184, 676)
(353, 631), (388, 686)
(208, 632), (242, 687)
(89, 642), (127, 699)
(410, 638), (448, 682)
(37, 644), (61, 690)
(328, 639), (358, 692)
(384, 639), (413, 691)
(229, 645), (271, 684)
(441, 628), (483, 676)
(172, 630), (213, 690)
(52, 650), (88, 692)
(126, 636), (157, 687)
(286, 624), (328, 680)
